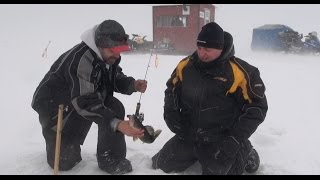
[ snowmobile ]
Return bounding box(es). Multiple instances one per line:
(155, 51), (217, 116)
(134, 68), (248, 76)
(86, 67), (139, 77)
(278, 29), (304, 54)
(301, 31), (320, 55)
(278, 30), (320, 55)
(128, 34), (153, 52)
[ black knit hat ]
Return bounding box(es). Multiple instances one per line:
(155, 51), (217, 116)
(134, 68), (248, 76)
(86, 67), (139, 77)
(95, 20), (129, 48)
(197, 22), (224, 50)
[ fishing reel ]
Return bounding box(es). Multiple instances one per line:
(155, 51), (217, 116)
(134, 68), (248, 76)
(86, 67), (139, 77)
(135, 112), (145, 124)
(127, 103), (161, 144)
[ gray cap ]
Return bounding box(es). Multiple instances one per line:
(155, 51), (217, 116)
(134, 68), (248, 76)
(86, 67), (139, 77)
(95, 20), (129, 48)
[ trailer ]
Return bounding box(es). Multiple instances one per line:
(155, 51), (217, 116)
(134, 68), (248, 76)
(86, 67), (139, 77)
(251, 24), (295, 51)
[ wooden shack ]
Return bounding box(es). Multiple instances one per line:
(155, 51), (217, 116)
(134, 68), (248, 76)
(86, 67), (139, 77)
(153, 4), (216, 55)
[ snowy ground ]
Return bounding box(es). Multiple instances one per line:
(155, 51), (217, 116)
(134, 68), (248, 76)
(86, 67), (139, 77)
(1, 4), (320, 175)
(1, 51), (320, 175)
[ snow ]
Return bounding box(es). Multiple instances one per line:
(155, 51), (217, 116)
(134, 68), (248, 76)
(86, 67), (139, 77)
(1, 4), (320, 175)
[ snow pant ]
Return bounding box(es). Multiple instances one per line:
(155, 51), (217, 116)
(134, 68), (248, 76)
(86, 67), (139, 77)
(41, 97), (128, 172)
(152, 135), (252, 175)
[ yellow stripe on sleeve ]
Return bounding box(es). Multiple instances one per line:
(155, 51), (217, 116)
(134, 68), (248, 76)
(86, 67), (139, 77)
(227, 61), (252, 103)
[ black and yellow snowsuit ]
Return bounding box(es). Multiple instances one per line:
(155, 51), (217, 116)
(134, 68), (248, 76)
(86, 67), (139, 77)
(152, 32), (268, 175)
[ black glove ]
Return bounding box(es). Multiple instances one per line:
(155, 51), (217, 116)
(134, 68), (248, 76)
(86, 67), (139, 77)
(164, 109), (183, 133)
(163, 110), (192, 142)
(221, 136), (241, 158)
(176, 127), (194, 142)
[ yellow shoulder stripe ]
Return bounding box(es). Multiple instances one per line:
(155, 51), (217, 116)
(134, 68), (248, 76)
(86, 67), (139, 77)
(227, 61), (252, 103)
(172, 58), (190, 86)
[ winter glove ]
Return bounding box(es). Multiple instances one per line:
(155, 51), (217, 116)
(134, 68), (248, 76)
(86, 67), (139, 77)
(221, 136), (241, 158)
(163, 109), (193, 141)
(176, 127), (193, 142)
(164, 110), (183, 135)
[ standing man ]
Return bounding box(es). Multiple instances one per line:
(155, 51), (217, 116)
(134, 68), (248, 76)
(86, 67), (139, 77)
(152, 22), (268, 175)
(32, 20), (146, 175)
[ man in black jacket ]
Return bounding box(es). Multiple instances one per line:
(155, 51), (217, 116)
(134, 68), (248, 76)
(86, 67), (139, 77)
(152, 22), (268, 175)
(31, 20), (146, 175)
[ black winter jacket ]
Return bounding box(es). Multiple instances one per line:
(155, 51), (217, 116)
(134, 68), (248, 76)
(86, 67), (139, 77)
(31, 42), (135, 132)
(164, 32), (268, 142)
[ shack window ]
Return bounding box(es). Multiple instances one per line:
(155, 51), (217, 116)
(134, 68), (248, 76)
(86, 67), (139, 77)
(204, 10), (210, 24)
(156, 16), (187, 27)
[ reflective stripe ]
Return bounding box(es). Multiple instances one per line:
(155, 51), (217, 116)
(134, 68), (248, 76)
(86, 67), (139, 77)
(77, 50), (95, 96)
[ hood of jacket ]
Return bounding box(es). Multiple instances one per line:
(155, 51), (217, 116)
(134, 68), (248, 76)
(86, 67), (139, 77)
(81, 25), (111, 68)
(80, 25), (101, 58)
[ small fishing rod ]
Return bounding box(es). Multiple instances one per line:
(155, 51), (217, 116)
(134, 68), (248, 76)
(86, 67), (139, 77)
(138, 49), (153, 103)
(129, 49), (161, 144)
(135, 49), (153, 114)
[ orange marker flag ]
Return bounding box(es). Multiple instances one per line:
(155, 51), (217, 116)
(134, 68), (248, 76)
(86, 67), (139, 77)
(155, 54), (159, 68)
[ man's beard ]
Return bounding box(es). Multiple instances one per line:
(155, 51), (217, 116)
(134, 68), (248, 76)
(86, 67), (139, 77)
(104, 56), (118, 65)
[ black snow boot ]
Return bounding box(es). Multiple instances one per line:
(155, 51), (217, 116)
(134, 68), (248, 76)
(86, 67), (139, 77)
(245, 148), (260, 173)
(97, 155), (132, 175)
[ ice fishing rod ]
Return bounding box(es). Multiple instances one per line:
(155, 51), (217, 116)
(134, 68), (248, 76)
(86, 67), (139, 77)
(137, 49), (153, 104)
(129, 49), (162, 144)
(135, 49), (153, 114)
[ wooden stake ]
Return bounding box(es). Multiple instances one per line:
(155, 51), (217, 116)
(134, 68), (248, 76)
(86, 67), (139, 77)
(54, 104), (64, 175)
